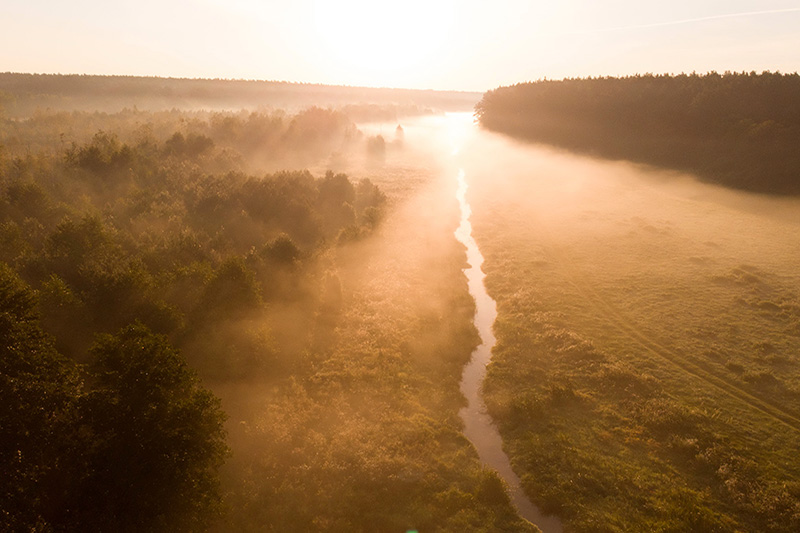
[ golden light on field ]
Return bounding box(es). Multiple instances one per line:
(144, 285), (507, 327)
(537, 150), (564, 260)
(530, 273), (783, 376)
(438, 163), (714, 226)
(313, 0), (455, 86)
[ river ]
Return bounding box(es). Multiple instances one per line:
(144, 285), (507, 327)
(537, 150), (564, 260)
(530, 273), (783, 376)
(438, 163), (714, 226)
(453, 136), (564, 532)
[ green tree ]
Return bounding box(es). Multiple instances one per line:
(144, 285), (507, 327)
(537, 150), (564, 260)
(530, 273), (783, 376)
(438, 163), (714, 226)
(194, 258), (262, 322)
(73, 323), (228, 531)
(0, 263), (83, 530)
(1, 263), (227, 531)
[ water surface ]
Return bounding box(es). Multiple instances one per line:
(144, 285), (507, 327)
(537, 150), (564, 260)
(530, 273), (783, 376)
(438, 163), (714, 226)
(454, 167), (563, 533)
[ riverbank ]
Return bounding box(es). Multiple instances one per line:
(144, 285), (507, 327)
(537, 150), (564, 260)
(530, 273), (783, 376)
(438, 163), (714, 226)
(453, 129), (563, 533)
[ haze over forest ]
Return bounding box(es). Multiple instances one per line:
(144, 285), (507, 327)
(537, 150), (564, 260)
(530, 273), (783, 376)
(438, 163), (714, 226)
(2, 1), (800, 532)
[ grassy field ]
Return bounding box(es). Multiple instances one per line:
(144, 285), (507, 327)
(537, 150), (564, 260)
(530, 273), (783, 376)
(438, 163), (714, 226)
(462, 129), (800, 531)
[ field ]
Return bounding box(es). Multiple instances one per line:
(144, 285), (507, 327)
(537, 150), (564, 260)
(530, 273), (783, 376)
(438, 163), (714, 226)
(462, 129), (800, 531)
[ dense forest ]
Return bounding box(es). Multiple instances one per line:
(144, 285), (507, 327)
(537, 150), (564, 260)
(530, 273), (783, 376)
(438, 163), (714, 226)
(0, 73), (480, 117)
(476, 71), (800, 194)
(1, 100), (532, 530)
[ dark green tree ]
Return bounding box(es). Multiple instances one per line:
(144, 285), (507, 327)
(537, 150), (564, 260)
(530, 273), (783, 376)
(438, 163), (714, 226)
(0, 263), (83, 531)
(71, 323), (228, 531)
(1, 267), (228, 531)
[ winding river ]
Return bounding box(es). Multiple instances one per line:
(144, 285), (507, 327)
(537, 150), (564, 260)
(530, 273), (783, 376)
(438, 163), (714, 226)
(454, 167), (563, 533)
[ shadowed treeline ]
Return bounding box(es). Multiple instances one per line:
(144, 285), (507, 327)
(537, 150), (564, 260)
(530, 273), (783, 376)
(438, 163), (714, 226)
(0, 107), (387, 529)
(476, 71), (800, 194)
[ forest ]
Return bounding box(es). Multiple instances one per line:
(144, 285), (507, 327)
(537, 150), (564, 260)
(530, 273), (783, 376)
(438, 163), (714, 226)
(0, 72), (480, 117)
(0, 84), (530, 530)
(475, 71), (800, 194)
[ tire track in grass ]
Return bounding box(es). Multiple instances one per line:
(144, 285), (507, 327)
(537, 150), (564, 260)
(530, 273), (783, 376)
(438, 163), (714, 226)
(543, 241), (800, 436)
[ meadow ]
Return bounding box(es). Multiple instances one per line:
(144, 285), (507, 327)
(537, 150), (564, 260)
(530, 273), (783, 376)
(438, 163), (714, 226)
(462, 129), (800, 531)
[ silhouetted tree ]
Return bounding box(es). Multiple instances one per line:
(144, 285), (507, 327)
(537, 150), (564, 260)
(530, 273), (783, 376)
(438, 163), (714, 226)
(0, 264), (83, 530)
(1, 265), (227, 531)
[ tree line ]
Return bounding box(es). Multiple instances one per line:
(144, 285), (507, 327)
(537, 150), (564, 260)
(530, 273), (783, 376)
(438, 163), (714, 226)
(0, 72), (479, 117)
(476, 71), (800, 194)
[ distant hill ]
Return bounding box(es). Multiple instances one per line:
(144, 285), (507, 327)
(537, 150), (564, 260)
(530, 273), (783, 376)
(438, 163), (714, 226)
(0, 72), (480, 118)
(476, 72), (800, 195)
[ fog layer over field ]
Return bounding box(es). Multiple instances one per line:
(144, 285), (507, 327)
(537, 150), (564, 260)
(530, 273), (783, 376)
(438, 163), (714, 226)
(460, 123), (800, 360)
(0, 106), (534, 531)
(451, 117), (800, 531)
(5, 101), (800, 530)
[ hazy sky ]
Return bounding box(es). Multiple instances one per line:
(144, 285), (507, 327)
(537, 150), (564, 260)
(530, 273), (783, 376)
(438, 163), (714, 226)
(2, 0), (799, 91)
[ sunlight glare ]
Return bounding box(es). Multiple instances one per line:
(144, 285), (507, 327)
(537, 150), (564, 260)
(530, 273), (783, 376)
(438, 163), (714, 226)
(445, 112), (473, 155)
(314, 0), (454, 82)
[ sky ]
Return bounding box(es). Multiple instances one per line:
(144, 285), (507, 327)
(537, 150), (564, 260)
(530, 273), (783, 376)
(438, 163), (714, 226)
(2, 0), (799, 91)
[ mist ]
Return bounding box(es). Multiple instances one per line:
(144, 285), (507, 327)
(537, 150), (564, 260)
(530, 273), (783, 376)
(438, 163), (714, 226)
(5, 0), (800, 529)
(450, 116), (800, 530)
(4, 72), (800, 532)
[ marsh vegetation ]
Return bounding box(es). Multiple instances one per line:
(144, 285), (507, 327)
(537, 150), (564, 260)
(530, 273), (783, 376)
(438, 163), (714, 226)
(0, 83), (540, 531)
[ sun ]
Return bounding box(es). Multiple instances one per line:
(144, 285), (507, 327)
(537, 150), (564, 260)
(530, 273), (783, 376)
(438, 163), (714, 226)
(313, 0), (454, 85)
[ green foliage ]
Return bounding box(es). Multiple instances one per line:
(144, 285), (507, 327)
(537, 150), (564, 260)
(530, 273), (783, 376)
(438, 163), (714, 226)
(195, 258), (263, 321)
(0, 101), (529, 531)
(0, 264), (83, 530)
(79, 323), (228, 531)
(0, 262), (39, 322)
(0, 268), (227, 531)
(43, 215), (111, 283)
(4, 179), (55, 223)
(260, 233), (302, 265)
(367, 134), (387, 161)
(0, 106), (388, 360)
(68, 131), (133, 175)
(164, 131), (214, 157)
(477, 71), (800, 194)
